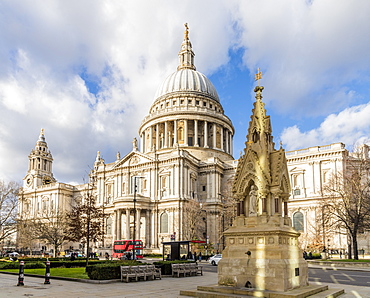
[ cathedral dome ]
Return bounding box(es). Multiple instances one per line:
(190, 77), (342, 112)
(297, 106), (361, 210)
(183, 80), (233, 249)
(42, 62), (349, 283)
(154, 68), (220, 102)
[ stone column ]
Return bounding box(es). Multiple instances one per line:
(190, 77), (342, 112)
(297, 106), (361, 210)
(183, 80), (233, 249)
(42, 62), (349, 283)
(194, 119), (199, 146)
(156, 124), (159, 150)
(140, 133), (144, 152)
(184, 119), (188, 146)
(126, 209), (131, 239)
(117, 209), (122, 240)
(213, 124), (217, 149)
(230, 133), (233, 155)
(136, 208), (141, 240)
(225, 130), (229, 153)
(149, 127), (153, 152)
(146, 210), (150, 247)
(164, 121), (168, 148)
(113, 210), (118, 241)
(204, 121), (208, 148)
(221, 127), (224, 150)
(174, 120), (178, 145)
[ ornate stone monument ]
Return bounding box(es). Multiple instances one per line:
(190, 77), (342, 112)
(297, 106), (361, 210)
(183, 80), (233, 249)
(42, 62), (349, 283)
(218, 75), (308, 292)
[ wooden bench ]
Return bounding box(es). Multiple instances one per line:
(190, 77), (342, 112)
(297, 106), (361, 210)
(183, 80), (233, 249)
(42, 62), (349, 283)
(121, 265), (162, 282)
(171, 263), (202, 277)
(121, 266), (138, 282)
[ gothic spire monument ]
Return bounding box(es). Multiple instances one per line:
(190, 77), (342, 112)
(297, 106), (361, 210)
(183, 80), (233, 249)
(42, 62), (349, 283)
(218, 71), (309, 292)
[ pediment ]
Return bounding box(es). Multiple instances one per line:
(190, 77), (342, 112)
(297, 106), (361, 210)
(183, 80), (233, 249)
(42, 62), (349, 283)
(113, 151), (154, 169)
(289, 166), (305, 174)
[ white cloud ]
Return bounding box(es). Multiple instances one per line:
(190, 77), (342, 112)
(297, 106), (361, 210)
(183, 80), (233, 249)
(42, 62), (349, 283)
(281, 102), (370, 150)
(0, 0), (370, 184)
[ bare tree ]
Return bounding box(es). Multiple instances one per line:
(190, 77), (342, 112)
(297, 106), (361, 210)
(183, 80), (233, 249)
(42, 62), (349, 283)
(323, 147), (370, 259)
(65, 184), (104, 266)
(0, 181), (20, 245)
(32, 210), (70, 257)
(182, 199), (206, 241)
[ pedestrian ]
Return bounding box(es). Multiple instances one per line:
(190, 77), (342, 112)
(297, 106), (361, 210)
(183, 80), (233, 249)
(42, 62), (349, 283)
(303, 251), (307, 260)
(198, 252), (202, 262)
(194, 252), (197, 261)
(105, 252), (109, 260)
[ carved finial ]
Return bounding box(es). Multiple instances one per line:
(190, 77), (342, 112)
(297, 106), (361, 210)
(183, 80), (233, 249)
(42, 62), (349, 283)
(280, 141), (283, 149)
(184, 23), (189, 40)
(255, 68), (262, 86)
(41, 128), (45, 136)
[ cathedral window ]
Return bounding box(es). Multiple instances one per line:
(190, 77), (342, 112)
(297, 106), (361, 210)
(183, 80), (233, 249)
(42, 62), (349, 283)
(181, 100), (184, 104)
(294, 189), (301, 196)
(203, 101), (207, 107)
(143, 179), (147, 190)
(173, 100), (176, 105)
(202, 185), (206, 192)
(160, 213), (169, 233)
(106, 217), (112, 235)
(122, 182), (126, 194)
(293, 212), (304, 232)
(322, 170), (330, 183)
(196, 100), (200, 105)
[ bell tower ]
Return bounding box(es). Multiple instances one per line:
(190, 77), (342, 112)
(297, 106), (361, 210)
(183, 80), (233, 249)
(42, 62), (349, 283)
(24, 129), (56, 189)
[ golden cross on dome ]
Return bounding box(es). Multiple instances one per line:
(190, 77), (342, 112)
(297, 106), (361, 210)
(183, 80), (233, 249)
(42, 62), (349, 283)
(41, 128), (44, 136)
(255, 68), (262, 86)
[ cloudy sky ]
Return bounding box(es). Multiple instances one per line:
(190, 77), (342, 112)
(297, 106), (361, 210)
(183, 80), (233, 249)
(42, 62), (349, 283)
(1, 0), (370, 184)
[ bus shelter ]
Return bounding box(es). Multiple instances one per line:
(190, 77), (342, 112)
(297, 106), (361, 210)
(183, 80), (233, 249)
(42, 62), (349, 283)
(162, 240), (206, 261)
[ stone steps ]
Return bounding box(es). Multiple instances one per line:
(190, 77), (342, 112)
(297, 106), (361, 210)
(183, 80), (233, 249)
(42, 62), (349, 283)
(180, 284), (345, 298)
(307, 288), (345, 298)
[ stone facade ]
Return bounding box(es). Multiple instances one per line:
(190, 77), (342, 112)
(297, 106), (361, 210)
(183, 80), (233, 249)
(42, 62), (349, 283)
(17, 25), (369, 258)
(19, 26), (236, 254)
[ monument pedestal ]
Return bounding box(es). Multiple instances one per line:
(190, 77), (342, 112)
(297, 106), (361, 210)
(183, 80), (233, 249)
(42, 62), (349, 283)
(218, 215), (308, 292)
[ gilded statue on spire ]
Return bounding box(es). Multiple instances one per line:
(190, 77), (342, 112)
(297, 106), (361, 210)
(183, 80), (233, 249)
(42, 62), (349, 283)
(41, 128), (45, 136)
(184, 23), (189, 40)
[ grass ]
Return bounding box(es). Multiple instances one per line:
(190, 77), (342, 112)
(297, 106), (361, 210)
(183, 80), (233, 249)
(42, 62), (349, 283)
(1, 267), (89, 279)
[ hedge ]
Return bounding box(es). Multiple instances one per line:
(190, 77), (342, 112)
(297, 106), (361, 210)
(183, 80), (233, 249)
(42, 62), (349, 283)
(153, 260), (194, 275)
(0, 262), (46, 269)
(86, 260), (144, 280)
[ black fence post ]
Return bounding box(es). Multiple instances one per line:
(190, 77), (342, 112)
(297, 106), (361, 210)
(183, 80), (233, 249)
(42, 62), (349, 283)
(17, 261), (25, 286)
(44, 259), (51, 284)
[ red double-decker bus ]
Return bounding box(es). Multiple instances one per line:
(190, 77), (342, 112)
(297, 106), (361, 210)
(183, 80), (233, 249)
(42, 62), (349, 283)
(112, 240), (143, 259)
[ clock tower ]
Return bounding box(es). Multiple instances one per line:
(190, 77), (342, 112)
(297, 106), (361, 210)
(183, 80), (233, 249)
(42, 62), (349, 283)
(24, 129), (56, 189)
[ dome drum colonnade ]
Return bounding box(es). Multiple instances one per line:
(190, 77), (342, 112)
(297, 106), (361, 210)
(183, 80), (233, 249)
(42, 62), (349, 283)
(139, 23), (234, 158)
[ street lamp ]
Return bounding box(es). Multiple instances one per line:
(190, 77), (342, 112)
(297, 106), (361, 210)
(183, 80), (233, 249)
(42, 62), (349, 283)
(133, 176), (144, 260)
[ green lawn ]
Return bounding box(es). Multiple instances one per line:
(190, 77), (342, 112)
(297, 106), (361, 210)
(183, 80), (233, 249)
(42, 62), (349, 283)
(1, 267), (89, 279)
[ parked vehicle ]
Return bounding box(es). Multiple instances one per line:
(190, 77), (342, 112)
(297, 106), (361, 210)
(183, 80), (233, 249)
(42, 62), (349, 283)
(112, 240), (143, 259)
(208, 254), (222, 266)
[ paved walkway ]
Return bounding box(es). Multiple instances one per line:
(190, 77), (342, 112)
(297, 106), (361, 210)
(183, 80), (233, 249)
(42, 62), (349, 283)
(0, 264), (369, 297)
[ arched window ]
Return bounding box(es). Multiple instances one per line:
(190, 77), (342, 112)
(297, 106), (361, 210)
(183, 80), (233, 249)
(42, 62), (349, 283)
(293, 212), (304, 232)
(106, 217), (112, 235)
(160, 213), (169, 233)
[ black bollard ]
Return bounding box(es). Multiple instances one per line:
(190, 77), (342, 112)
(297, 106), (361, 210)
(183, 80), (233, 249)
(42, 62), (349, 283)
(17, 260), (25, 286)
(44, 259), (51, 284)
